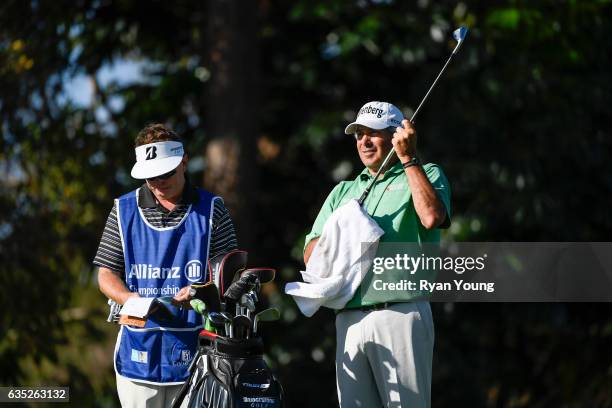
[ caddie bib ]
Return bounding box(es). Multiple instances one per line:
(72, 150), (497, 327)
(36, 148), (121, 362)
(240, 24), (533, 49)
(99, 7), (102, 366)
(113, 187), (217, 385)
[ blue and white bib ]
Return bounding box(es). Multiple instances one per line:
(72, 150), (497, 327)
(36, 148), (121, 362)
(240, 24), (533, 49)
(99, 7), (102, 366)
(113, 187), (217, 385)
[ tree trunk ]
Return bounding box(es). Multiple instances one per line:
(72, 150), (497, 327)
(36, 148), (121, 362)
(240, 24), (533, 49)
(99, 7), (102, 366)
(203, 0), (259, 251)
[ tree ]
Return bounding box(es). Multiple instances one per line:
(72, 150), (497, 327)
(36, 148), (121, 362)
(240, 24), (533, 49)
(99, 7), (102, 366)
(203, 0), (260, 251)
(1, 1), (610, 406)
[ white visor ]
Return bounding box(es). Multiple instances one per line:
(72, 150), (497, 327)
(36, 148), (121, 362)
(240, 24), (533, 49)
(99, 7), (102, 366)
(130, 141), (184, 179)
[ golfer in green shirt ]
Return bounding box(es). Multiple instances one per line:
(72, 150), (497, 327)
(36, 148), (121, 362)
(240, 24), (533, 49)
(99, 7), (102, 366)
(304, 101), (451, 407)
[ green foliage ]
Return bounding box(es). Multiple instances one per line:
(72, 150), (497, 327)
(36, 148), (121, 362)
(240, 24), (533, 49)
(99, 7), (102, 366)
(1, 0), (611, 406)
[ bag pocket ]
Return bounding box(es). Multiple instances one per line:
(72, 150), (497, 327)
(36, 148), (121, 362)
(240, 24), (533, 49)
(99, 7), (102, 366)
(116, 327), (162, 381)
(160, 328), (199, 382)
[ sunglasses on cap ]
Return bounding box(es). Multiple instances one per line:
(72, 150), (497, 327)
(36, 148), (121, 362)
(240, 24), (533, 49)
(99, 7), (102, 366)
(146, 168), (177, 182)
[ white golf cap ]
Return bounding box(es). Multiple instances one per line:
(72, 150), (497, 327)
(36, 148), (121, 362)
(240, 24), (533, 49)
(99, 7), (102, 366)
(130, 141), (184, 179)
(344, 101), (404, 135)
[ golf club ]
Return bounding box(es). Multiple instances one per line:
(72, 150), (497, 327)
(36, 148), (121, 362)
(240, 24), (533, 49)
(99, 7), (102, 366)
(358, 26), (468, 206)
(189, 299), (211, 331)
(189, 299), (207, 316)
(240, 293), (256, 318)
(246, 291), (258, 318)
(220, 311), (234, 338)
(253, 307), (280, 335)
(208, 311), (232, 336)
(232, 315), (252, 339)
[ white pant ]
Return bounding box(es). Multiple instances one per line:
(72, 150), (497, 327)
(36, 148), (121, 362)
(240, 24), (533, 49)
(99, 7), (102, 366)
(335, 302), (434, 408)
(116, 375), (184, 408)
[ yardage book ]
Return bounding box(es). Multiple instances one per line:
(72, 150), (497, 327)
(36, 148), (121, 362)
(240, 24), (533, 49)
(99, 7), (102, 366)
(118, 297), (173, 327)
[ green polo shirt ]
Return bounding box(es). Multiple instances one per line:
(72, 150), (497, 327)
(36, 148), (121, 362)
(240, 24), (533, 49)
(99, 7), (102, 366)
(304, 161), (451, 308)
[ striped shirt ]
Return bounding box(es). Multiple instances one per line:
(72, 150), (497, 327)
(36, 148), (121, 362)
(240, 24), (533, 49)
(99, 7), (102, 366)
(93, 182), (238, 275)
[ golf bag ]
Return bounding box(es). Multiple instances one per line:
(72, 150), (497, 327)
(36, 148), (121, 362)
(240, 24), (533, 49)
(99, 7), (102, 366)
(172, 250), (284, 408)
(175, 335), (283, 408)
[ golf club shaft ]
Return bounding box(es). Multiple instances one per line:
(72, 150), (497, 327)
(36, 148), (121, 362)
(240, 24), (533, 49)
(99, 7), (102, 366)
(357, 50), (459, 207)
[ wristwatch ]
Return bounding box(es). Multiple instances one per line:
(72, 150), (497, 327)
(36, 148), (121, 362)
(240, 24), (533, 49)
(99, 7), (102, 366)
(402, 157), (421, 169)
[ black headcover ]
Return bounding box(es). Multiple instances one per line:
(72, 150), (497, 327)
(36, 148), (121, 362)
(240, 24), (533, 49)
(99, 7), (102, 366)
(209, 250), (248, 296)
(241, 268), (276, 284)
(223, 273), (258, 302)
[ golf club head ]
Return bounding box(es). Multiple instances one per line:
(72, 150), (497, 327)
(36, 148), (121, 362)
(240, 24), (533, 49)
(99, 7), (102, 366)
(220, 311), (233, 320)
(189, 299), (207, 316)
(358, 27), (468, 207)
(240, 293), (256, 312)
(452, 26), (468, 54)
(232, 315), (252, 340)
(253, 307), (280, 334)
(256, 307), (280, 322)
(241, 268), (276, 284)
(208, 311), (231, 334)
(189, 282), (221, 313)
(208, 312), (233, 337)
(209, 249), (248, 296)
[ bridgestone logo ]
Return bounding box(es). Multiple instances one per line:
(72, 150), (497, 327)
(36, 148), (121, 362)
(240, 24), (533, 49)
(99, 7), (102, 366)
(145, 146), (158, 160)
(241, 382), (271, 389)
(241, 397), (277, 403)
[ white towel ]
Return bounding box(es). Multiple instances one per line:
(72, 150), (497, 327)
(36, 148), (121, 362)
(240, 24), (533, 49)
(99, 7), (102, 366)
(285, 199), (384, 317)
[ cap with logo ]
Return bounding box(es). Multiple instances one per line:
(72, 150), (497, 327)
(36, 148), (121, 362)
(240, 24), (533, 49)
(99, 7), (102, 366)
(131, 141), (184, 179)
(344, 101), (405, 135)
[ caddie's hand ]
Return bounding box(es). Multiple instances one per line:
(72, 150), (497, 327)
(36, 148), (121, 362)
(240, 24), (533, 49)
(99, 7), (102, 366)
(172, 285), (192, 307)
(392, 119), (417, 162)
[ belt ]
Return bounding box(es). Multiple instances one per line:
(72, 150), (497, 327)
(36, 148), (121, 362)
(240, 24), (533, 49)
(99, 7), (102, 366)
(358, 302), (395, 312)
(336, 302), (400, 314)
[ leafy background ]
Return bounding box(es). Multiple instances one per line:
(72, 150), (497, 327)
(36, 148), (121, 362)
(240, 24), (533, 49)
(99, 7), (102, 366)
(1, 1), (611, 406)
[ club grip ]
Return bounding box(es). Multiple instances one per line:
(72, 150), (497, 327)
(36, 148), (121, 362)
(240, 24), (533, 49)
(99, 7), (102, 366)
(357, 190), (368, 206)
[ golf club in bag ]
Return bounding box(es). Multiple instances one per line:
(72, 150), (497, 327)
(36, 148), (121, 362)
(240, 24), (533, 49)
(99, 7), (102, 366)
(358, 26), (468, 206)
(172, 250), (284, 408)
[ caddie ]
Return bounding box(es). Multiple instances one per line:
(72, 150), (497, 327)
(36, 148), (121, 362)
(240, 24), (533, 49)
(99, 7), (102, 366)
(94, 123), (237, 407)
